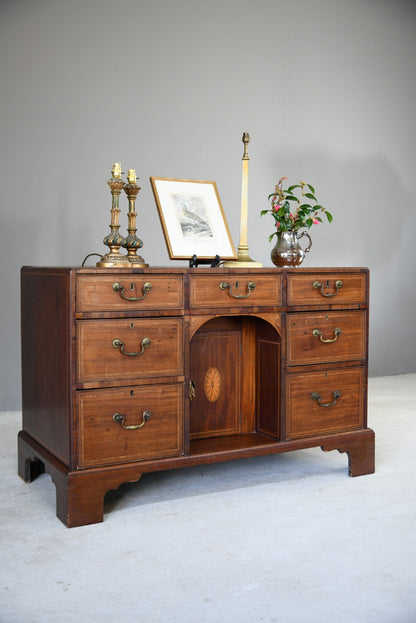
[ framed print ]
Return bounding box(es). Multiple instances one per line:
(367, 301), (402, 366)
(150, 177), (237, 260)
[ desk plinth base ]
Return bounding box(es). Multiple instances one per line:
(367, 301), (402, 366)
(18, 428), (375, 528)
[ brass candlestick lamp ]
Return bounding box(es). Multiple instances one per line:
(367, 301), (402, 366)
(123, 169), (148, 267)
(223, 133), (262, 268)
(96, 163), (130, 268)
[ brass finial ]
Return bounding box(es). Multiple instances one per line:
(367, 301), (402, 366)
(242, 132), (250, 160)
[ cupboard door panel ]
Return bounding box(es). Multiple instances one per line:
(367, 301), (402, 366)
(189, 329), (241, 439)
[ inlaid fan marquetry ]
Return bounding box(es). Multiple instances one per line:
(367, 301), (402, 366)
(204, 366), (222, 402)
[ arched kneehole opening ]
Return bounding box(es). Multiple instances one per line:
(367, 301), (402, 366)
(189, 315), (281, 453)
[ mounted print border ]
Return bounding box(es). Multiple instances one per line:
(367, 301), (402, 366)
(150, 177), (237, 260)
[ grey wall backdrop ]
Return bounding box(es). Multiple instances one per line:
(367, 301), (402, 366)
(1, 0), (415, 410)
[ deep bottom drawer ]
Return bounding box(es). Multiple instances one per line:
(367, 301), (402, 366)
(285, 367), (365, 439)
(77, 384), (183, 466)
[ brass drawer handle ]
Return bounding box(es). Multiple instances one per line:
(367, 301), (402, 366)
(219, 281), (255, 298)
(113, 410), (152, 430)
(311, 390), (341, 407)
(312, 327), (342, 343)
(112, 281), (152, 301)
(112, 337), (151, 356)
(313, 279), (343, 297)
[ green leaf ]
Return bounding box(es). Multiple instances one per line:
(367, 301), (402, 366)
(260, 210), (269, 216)
(306, 218), (313, 228)
(325, 211), (333, 223)
(268, 232), (277, 242)
(284, 195), (298, 202)
(288, 184), (301, 192)
(299, 203), (312, 210)
(304, 193), (317, 201)
(268, 193), (278, 200)
(307, 184), (315, 194)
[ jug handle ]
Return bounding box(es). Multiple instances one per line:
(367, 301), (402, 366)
(298, 231), (312, 253)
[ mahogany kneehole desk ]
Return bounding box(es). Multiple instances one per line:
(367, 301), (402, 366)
(19, 266), (374, 527)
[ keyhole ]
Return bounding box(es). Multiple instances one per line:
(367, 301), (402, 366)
(130, 282), (134, 290)
(235, 281), (239, 288)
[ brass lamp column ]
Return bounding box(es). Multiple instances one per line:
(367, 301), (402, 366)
(97, 163), (130, 268)
(223, 133), (262, 268)
(123, 169), (148, 267)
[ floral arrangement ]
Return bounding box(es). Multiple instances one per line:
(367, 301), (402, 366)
(261, 177), (333, 242)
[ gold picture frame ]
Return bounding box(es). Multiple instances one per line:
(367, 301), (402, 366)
(150, 177), (237, 261)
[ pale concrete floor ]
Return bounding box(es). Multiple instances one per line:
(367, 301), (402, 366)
(1, 374), (416, 623)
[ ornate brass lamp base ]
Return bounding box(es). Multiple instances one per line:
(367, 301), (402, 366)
(123, 169), (148, 267)
(96, 252), (130, 268)
(126, 255), (149, 267)
(97, 163), (130, 268)
(223, 245), (263, 268)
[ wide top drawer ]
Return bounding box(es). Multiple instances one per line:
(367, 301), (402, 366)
(76, 274), (183, 312)
(287, 272), (367, 306)
(189, 274), (282, 309)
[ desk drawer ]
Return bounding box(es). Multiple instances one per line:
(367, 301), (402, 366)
(286, 311), (366, 365)
(189, 274), (281, 308)
(77, 384), (183, 466)
(77, 318), (183, 382)
(76, 274), (183, 312)
(287, 272), (366, 306)
(286, 367), (365, 439)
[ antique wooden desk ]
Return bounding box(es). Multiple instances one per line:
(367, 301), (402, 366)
(19, 266), (374, 527)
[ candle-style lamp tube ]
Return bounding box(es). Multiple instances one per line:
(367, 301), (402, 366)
(123, 168), (148, 267)
(96, 163), (130, 268)
(223, 133), (262, 268)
